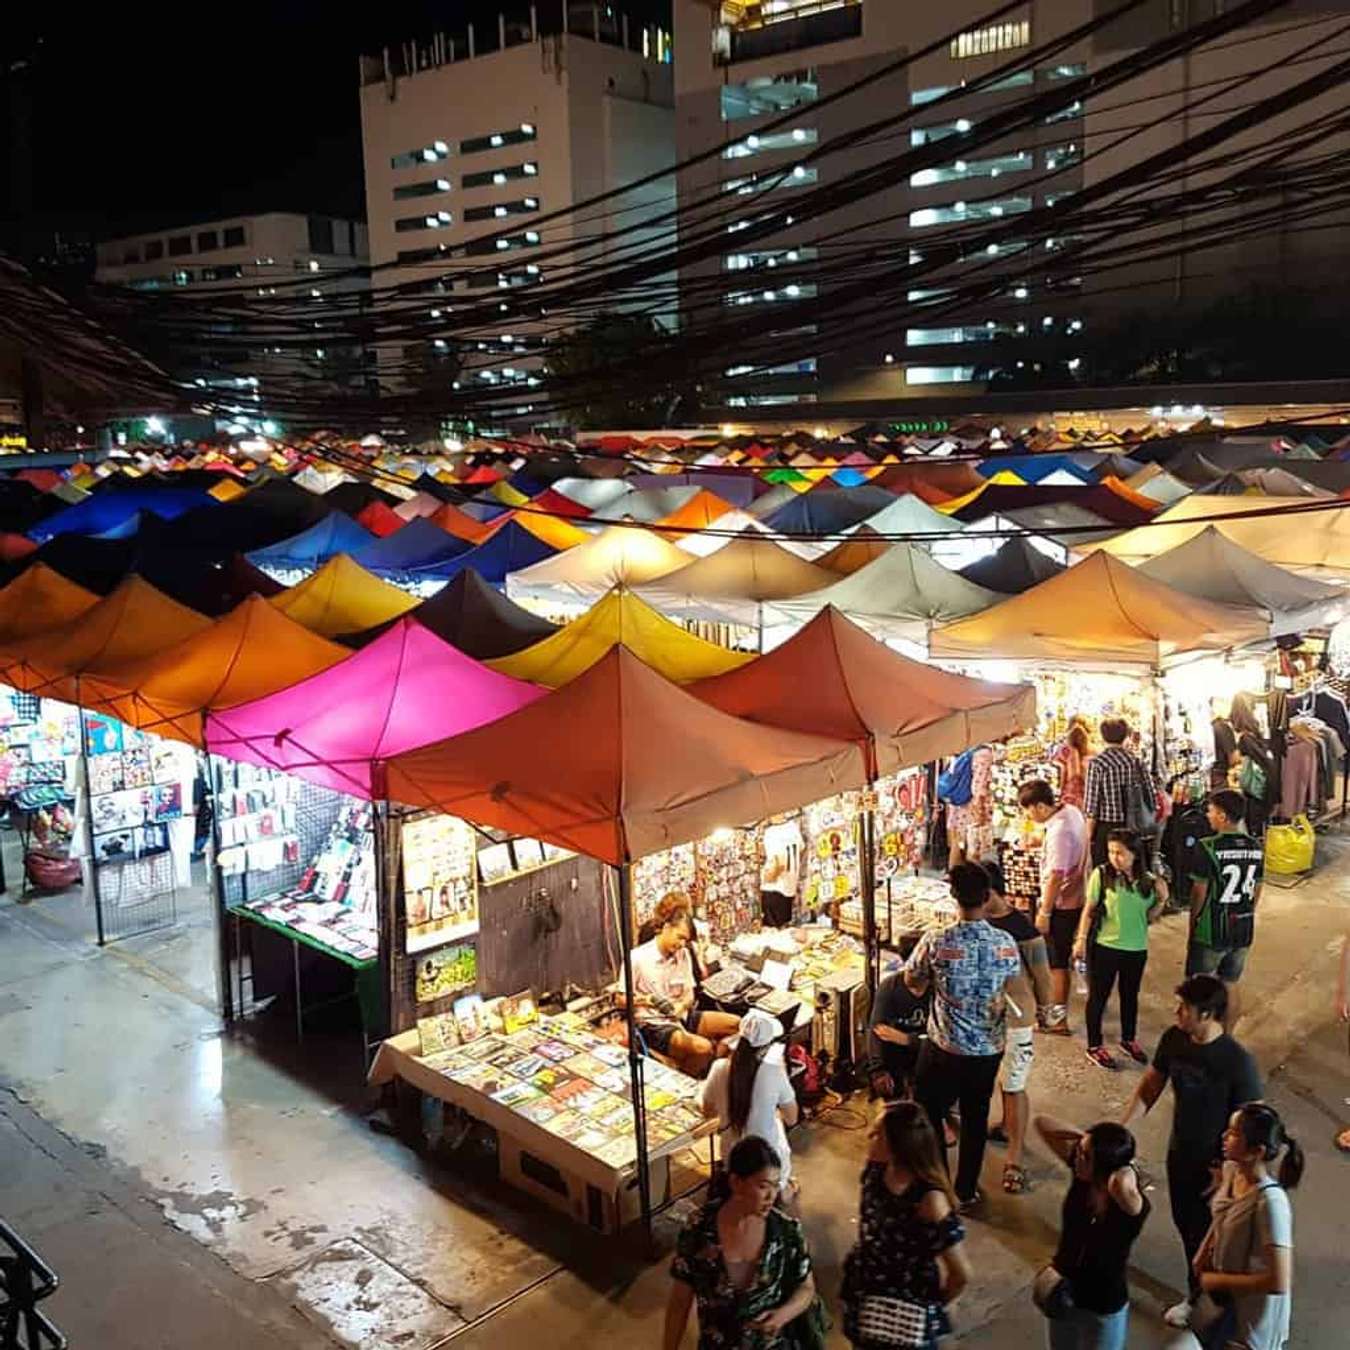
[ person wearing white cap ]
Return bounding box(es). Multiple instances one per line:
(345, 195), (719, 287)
(702, 1007), (800, 1209)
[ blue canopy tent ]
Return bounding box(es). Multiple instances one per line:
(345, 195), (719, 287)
(350, 517), (474, 585)
(761, 484), (897, 536)
(29, 486), (216, 542)
(975, 454), (1096, 484)
(245, 511), (376, 574)
(442, 519), (560, 585)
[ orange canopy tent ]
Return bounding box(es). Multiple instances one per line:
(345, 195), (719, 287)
(814, 526), (892, 575)
(427, 501), (504, 544)
(655, 489), (738, 539)
(0, 564), (100, 644)
(486, 587), (752, 686)
(268, 554), (420, 637)
(930, 551), (1268, 667)
(691, 607), (1035, 779)
(81, 594), (350, 746)
(386, 645), (867, 865)
(0, 576), (211, 704)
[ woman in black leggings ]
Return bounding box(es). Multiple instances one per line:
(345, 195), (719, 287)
(1073, 830), (1167, 1071)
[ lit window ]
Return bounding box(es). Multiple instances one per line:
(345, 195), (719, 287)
(393, 179), (453, 200)
(725, 393), (818, 407)
(904, 365), (977, 385)
(723, 283), (818, 306)
(906, 325), (1017, 346)
(394, 212), (453, 233)
(910, 150), (1032, 186)
(723, 166), (817, 194)
(722, 128), (819, 159)
(460, 124), (538, 155)
(392, 141), (450, 170)
(464, 163), (536, 189)
(1043, 101), (1084, 126)
(1042, 62), (1087, 81)
(1044, 142), (1082, 172)
(911, 119), (972, 147)
(909, 196), (1031, 227)
(723, 247), (818, 271)
(950, 20), (1031, 60)
(724, 358), (817, 377)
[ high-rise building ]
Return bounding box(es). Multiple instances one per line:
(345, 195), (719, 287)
(95, 211), (369, 409)
(358, 4), (675, 419)
(674, 1), (1350, 413)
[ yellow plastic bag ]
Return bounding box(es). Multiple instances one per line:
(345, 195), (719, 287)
(1265, 815), (1315, 875)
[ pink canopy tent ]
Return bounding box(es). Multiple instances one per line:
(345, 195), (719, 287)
(204, 616), (544, 798)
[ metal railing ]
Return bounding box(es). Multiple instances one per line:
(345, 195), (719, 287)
(0, 1221), (66, 1350)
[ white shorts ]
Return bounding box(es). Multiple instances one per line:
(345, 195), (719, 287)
(1001, 1026), (1035, 1094)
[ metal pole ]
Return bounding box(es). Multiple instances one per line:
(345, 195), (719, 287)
(860, 802), (879, 1000)
(372, 799), (394, 1045)
(78, 711), (106, 946)
(615, 862), (653, 1241)
(202, 749), (234, 1022)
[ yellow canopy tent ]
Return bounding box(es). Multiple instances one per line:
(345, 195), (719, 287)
(208, 478), (249, 503)
(0, 576), (211, 703)
(81, 594), (350, 746)
(487, 587), (752, 687)
(930, 551), (1267, 667)
(0, 564), (100, 644)
(513, 508), (591, 552)
(268, 553), (420, 637)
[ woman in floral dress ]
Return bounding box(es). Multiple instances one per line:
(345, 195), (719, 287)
(664, 1136), (819, 1349)
(842, 1101), (971, 1349)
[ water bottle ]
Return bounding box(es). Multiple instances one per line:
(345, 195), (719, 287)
(1074, 958), (1089, 997)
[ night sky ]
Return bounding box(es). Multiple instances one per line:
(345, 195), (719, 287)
(2, 1), (671, 244)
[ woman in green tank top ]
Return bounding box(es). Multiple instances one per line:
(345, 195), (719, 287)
(1074, 829), (1167, 1071)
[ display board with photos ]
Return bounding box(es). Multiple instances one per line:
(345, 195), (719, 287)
(403, 813), (479, 953)
(84, 713), (187, 868)
(476, 834), (574, 886)
(802, 794), (860, 912)
(0, 695), (78, 795)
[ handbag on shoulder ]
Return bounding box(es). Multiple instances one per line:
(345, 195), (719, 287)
(854, 1295), (931, 1347)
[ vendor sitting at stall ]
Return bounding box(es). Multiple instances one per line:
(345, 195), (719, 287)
(630, 897), (742, 1077)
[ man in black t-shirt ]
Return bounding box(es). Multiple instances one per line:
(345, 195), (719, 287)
(1122, 974), (1262, 1330)
(867, 935), (929, 1100)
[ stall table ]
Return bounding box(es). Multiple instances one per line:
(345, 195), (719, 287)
(228, 905), (382, 1047)
(370, 1020), (715, 1235)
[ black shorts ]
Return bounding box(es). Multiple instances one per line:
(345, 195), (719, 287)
(641, 1008), (700, 1055)
(1047, 908), (1081, 970)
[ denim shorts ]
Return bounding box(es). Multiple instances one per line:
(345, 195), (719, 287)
(1186, 942), (1249, 981)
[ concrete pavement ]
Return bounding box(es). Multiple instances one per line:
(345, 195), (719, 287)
(2, 826), (1348, 1348)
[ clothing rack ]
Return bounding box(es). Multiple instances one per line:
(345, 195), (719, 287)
(1288, 676), (1350, 821)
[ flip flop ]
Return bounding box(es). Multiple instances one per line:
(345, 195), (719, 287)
(1002, 1163), (1030, 1194)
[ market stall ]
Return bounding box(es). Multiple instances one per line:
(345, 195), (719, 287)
(267, 555), (419, 637)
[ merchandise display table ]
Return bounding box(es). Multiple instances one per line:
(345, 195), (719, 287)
(836, 875), (955, 945)
(370, 1018), (716, 1234)
(228, 903), (381, 1043)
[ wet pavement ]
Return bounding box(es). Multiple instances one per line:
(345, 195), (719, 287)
(3, 825), (1349, 1348)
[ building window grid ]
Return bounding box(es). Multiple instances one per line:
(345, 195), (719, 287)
(393, 179), (453, 200)
(950, 21), (1031, 60)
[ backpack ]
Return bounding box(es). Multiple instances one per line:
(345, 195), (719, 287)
(937, 750), (975, 806)
(1239, 755), (1267, 801)
(1123, 757), (1159, 834)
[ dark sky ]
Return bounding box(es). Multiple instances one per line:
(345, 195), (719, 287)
(2, 1), (671, 244)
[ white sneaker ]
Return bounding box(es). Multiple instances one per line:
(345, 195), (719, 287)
(1163, 1300), (1192, 1329)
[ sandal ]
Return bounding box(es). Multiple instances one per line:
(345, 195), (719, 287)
(1002, 1163), (1030, 1194)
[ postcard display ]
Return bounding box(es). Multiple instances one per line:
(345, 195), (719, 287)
(0, 692), (78, 797)
(215, 758), (378, 968)
(82, 712), (195, 929)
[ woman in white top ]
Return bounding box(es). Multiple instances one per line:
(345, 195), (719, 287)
(1182, 1101), (1303, 1350)
(702, 1008), (800, 1211)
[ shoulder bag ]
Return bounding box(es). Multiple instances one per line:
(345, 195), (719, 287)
(854, 1295), (932, 1347)
(1124, 757), (1159, 834)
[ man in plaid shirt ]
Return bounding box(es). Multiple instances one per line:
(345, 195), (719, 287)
(1083, 718), (1158, 868)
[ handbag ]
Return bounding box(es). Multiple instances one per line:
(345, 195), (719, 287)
(1031, 1263), (1075, 1320)
(855, 1295), (931, 1347)
(1124, 759), (1159, 834)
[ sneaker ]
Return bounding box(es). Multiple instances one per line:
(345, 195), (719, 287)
(1086, 1046), (1117, 1070)
(957, 1189), (984, 1215)
(1163, 1300), (1193, 1329)
(1120, 1039), (1149, 1065)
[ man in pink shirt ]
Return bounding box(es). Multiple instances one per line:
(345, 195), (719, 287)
(1019, 779), (1088, 1034)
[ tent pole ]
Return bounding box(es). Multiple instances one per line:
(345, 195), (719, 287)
(860, 798), (879, 1000)
(78, 711), (106, 946)
(615, 862), (653, 1243)
(757, 601), (764, 654)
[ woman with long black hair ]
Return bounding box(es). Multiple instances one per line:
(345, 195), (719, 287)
(702, 1008), (800, 1208)
(1074, 829), (1167, 1071)
(1186, 1102), (1303, 1350)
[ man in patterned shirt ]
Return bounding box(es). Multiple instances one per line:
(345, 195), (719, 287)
(905, 862), (1022, 1210)
(1083, 718), (1156, 868)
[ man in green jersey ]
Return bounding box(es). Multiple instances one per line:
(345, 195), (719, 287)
(1188, 789), (1264, 1031)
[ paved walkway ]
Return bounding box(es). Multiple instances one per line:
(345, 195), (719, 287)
(2, 828), (1349, 1348)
